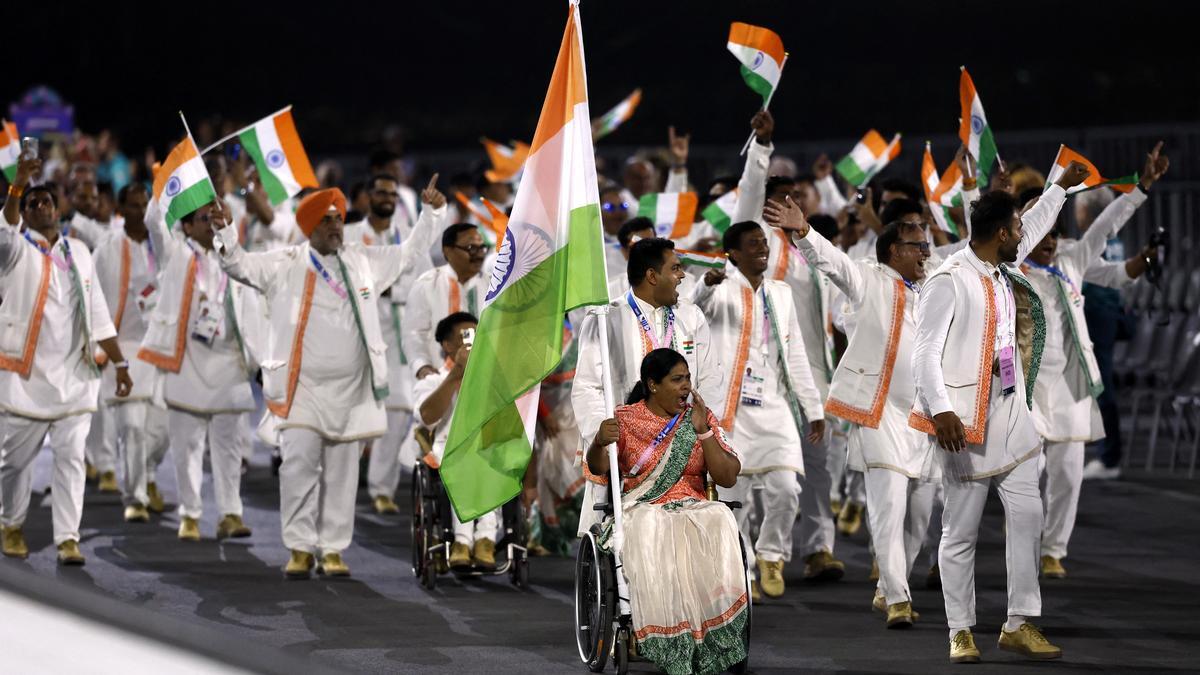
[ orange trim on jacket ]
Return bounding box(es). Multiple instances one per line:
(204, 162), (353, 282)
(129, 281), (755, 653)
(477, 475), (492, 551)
(266, 271), (317, 419)
(0, 255), (51, 378)
(824, 279), (906, 428)
(137, 256), (197, 373)
(719, 287), (755, 432)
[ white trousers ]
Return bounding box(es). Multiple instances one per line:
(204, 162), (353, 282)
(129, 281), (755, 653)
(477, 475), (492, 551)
(279, 428), (361, 555)
(452, 507), (501, 546)
(719, 470), (800, 579)
(115, 402), (169, 507)
(169, 409), (246, 520)
(826, 423), (849, 503)
(368, 409), (413, 499)
(865, 467), (937, 605)
(0, 412), (90, 545)
(797, 431), (837, 557)
(85, 404), (118, 473)
(1040, 440), (1084, 559)
(924, 481), (945, 568)
(940, 456), (1043, 630)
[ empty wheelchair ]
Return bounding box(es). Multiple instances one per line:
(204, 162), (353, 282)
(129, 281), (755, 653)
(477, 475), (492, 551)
(411, 428), (530, 590)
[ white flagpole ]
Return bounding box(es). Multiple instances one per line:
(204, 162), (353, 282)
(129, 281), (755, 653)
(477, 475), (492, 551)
(198, 104), (293, 156)
(740, 52), (788, 156)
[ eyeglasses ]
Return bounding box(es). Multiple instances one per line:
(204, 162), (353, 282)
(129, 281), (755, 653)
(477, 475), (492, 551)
(898, 241), (931, 253)
(452, 244), (490, 255)
(602, 201), (630, 213)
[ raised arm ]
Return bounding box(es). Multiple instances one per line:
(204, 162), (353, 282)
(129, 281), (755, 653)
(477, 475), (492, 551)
(664, 126), (689, 193)
(812, 154), (848, 215)
(777, 199), (867, 306)
(211, 203), (283, 294)
(366, 175), (447, 288)
(1016, 160), (1090, 262)
(3, 157), (40, 226)
(732, 110), (774, 224)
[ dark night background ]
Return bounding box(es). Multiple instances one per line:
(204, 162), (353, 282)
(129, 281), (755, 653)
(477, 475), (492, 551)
(7, 0), (1196, 162)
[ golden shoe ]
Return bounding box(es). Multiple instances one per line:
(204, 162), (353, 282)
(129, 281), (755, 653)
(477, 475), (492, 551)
(886, 601), (914, 629)
(56, 540), (86, 566)
(124, 504), (150, 523)
(831, 498), (842, 514)
(217, 514), (252, 539)
(177, 516), (201, 541)
(373, 495), (400, 515)
(2, 526), (29, 559)
(1041, 555), (1066, 579)
(926, 564), (942, 590)
(147, 482), (165, 513)
(872, 589), (886, 613)
(803, 550), (845, 581)
(998, 623), (1062, 660)
(318, 552), (351, 577)
(869, 557), (879, 581)
(757, 559), (785, 598)
(449, 542), (472, 569)
(837, 502), (864, 536)
(472, 538), (497, 570)
(98, 471), (120, 493)
(285, 550), (315, 579)
(949, 629), (981, 663)
(750, 580), (762, 603)
(85, 461), (98, 482)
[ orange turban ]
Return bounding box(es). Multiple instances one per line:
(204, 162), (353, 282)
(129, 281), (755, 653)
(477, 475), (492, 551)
(295, 188), (347, 238)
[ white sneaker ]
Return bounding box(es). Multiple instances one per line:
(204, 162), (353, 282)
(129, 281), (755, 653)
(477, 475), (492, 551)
(1082, 458), (1121, 481)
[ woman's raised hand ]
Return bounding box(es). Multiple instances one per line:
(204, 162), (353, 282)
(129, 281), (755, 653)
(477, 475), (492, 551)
(690, 391), (710, 433)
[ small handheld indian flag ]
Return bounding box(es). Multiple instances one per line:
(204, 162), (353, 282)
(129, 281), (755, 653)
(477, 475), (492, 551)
(0, 120), (19, 182)
(959, 67), (999, 186)
(727, 22), (786, 104)
(593, 88), (642, 140)
(836, 130), (902, 187)
(1046, 145), (1138, 194)
(638, 192), (698, 239)
(237, 107), (319, 207)
(676, 247), (726, 269)
(153, 136), (217, 228)
(482, 138), (530, 183)
(700, 188), (739, 235)
(921, 142), (958, 236)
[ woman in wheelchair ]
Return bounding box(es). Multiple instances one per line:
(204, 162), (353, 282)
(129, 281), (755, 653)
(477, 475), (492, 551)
(587, 348), (749, 675)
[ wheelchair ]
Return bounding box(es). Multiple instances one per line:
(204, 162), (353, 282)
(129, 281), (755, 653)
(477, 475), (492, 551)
(410, 428), (531, 590)
(573, 475), (751, 674)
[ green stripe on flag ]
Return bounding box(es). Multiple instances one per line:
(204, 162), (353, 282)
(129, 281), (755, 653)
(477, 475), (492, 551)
(701, 201), (732, 234)
(239, 128), (290, 206)
(835, 156), (867, 187)
(165, 181), (217, 227)
(2, 164), (14, 183)
(442, 204), (606, 521)
(637, 193), (657, 219)
(738, 66), (773, 102)
(940, 205), (960, 237)
(976, 125), (998, 188)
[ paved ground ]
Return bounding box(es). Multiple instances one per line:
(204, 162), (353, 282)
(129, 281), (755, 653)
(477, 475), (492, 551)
(2, 448), (1198, 674)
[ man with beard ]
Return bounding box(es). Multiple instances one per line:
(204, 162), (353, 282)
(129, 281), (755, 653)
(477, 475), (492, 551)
(692, 221), (825, 601)
(1, 156), (132, 565)
(343, 174), (448, 513)
(214, 187), (437, 578)
(910, 160), (1089, 663)
(406, 223), (491, 382)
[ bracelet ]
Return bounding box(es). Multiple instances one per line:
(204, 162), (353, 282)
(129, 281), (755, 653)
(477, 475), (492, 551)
(7, 184), (24, 199)
(113, 360), (129, 369)
(696, 428), (714, 441)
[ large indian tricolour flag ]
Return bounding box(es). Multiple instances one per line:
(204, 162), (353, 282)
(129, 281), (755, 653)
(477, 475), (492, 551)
(443, 1), (608, 521)
(959, 66), (999, 187)
(153, 136), (217, 228)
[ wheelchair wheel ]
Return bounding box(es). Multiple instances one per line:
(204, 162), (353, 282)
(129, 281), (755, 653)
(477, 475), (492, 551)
(410, 467), (427, 578)
(614, 624), (630, 675)
(575, 527), (614, 672)
(422, 554), (438, 590)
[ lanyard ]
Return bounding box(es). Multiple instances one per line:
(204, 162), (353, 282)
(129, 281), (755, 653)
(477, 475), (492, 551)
(626, 290), (674, 351)
(391, 225), (402, 246)
(629, 410), (683, 476)
(187, 240), (227, 299)
(903, 278), (920, 294)
(310, 251), (348, 300)
(23, 228), (72, 271)
(759, 285), (771, 359)
(995, 271), (1015, 347)
(1024, 259), (1078, 295)
(143, 236), (158, 276)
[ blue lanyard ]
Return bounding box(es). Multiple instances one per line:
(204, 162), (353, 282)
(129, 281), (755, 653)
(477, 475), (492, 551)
(629, 410), (683, 476)
(903, 278), (920, 293)
(626, 290), (674, 350)
(310, 251), (348, 299)
(23, 228), (73, 270)
(1024, 259), (1077, 292)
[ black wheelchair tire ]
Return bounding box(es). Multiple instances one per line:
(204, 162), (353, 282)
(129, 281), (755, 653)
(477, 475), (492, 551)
(575, 529), (613, 672)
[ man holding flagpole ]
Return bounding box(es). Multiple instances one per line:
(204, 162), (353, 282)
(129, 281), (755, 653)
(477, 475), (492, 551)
(214, 177), (443, 578)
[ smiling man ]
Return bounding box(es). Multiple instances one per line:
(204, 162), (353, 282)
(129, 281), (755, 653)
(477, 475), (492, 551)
(214, 186), (439, 579)
(766, 195), (955, 628)
(691, 221), (825, 601)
